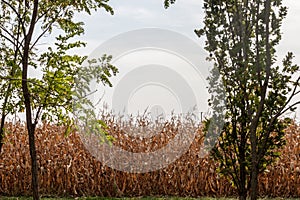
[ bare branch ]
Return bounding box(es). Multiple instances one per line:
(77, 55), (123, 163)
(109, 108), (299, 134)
(0, 31), (16, 47)
(1, 0), (22, 19)
(281, 76), (300, 110)
(30, 9), (63, 51)
(0, 24), (22, 47)
(1, 0), (27, 37)
(279, 101), (300, 117)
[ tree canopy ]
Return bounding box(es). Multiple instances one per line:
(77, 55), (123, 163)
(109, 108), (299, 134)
(0, 0), (117, 199)
(197, 0), (300, 199)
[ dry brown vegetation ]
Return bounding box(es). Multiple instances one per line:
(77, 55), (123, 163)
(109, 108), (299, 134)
(0, 115), (299, 198)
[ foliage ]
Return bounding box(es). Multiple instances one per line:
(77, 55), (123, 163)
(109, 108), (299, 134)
(163, 0), (176, 9)
(0, 0), (117, 199)
(196, 0), (300, 199)
(0, 0), (117, 133)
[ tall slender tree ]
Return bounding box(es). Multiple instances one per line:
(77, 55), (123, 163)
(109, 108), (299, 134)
(0, 1), (117, 199)
(197, 0), (300, 199)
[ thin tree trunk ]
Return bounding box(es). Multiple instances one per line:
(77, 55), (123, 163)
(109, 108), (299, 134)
(239, 194), (247, 200)
(250, 1), (271, 200)
(0, 117), (5, 153)
(26, 117), (39, 200)
(21, 0), (40, 199)
(0, 61), (18, 153)
(239, 140), (247, 200)
(22, 57), (39, 200)
(22, 52), (40, 200)
(0, 108), (8, 153)
(250, 165), (259, 200)
(0, 46), (19, 154)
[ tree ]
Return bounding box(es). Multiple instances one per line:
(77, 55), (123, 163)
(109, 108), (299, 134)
(197, 0), (300, 199)
(0, 32), (22, 153)
(0, 0), (118, 199)
(163, 0), (176, 9)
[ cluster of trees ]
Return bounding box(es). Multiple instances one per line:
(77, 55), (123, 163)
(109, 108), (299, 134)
(1, 0), (299, 200)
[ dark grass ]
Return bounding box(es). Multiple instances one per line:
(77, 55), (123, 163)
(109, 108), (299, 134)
(1, 197), (300, 200)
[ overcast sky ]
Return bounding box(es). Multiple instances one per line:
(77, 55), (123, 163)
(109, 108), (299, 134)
(75, 0), (300, 60)
(70, 0), (300, 119)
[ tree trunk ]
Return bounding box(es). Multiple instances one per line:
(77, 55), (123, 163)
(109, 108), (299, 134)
(250, 119), (259, 200)
(239, 145), (247, 200)
(29, 127), (39, 200)
(0, 75), (14, 153)
(21, 0), (40, 199)
(0, 118), (4, 153)
(22, 57), (40, 200)
(250, 122), (258, 200)
(250, 165), (258, 200)
(239, 194), (247, 200)
(22, 67), (40, 200)
(250, 0), (271, 198)
(27, 121), (39, 200)
(0, 111), (8, 153)
(22, 56), (39, 199)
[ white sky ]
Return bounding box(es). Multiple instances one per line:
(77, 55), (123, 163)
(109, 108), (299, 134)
(70, 0), (300, 119)
(75, 0), (300, 60)
(73, 0), (204, 55)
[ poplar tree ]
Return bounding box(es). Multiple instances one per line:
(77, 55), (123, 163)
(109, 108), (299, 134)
(197, 0), (300, 199)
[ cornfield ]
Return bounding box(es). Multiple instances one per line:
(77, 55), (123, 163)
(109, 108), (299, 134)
(0, 114), (299, 198)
